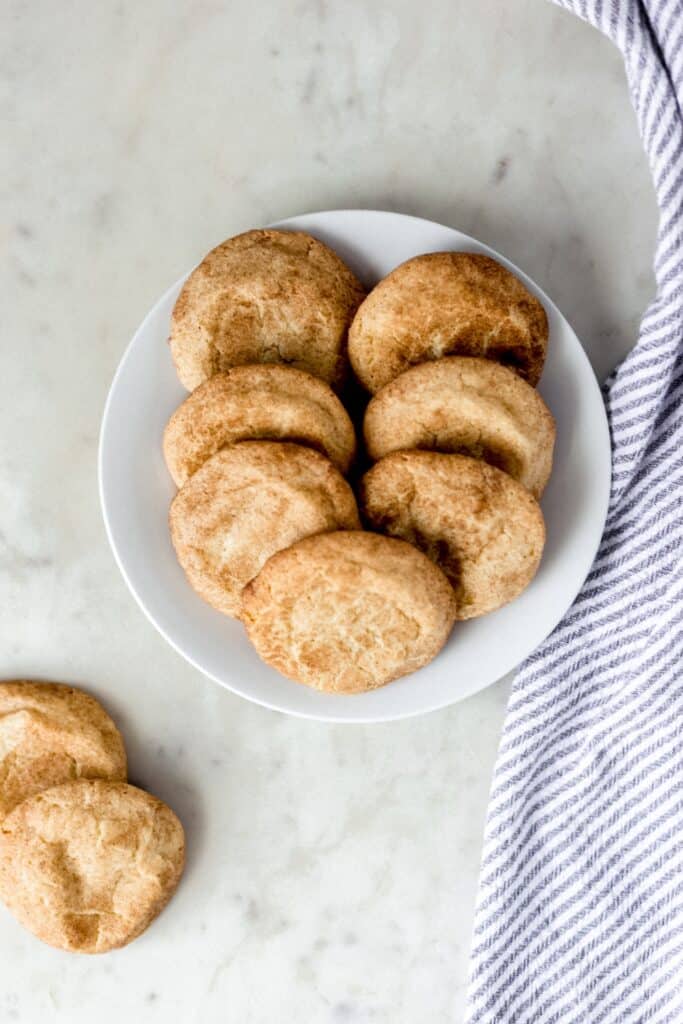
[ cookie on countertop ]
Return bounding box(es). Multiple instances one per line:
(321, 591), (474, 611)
(169, 229), (366, 392)
(163, 364), (357, 487)
(360, 452), (545, 620)
(363, 356), (555, 498)
(0, 780), (184, 954)
(242, 530), (457, 694)
(169, 441), (361, 618)
(0, 681), (127, 822)
(348, 252), (548, 392)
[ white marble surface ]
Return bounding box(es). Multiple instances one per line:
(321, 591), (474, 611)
(0, 1), (658, 1021)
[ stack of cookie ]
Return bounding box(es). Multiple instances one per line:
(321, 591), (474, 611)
(351, 253), (555, 621)
(163, 230), (555, 694)
(0, 681), (184, 953)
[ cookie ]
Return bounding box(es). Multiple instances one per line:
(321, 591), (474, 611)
(348, 252), (548, 392)
(0, 681), (127, 822)
(360, 452), (545, 619)
(242, 530), (456, 694)
(363, 357), (555, 498)
(163, 364), (357, 487)
(169, 441), (361, 617)
(0, 780), (184, 953)
(169, 229), (366, 392)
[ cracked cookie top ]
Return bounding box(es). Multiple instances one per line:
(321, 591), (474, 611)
(359, 451), (545, 620)
(0, 681), (127, 821)
(163, 364), (357, 486)
(169, 441), (360, 618)
(348, 251), (548, 393)
(169, 229), (366, 392)
(363, 356), (555, 498)
(0, 780), (184, 953)
(242, 530), (457, 693)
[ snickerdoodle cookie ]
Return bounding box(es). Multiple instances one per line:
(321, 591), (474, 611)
(348, 252), (548, 392)
(360, 452), (545, 619)
(0, 780), (184, 953)
(169, 229), (365, 392)
(163, 364), (357, 486)
(0, 681), (126, 822)
(242, 530), (456, 693)
(169, 441), (360, 617)
(363, 356), (555, 498)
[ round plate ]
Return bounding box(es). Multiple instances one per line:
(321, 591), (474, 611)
(99, 210), (611, 723)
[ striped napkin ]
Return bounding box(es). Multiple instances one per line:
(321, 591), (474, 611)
(467, 2), (683, 1021)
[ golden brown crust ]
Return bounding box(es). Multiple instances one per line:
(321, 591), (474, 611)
(163, 364), (357, 486)
(363, 357), (555, 498)
(359, 452), (545, 620)
(169, 441), (361, 617)
(0, 681), (127, 822)
(242, 530), (457, 693)
(0, 780), (184, 954)
(348, 252), (548, 392)
(169, 229), (366, 391)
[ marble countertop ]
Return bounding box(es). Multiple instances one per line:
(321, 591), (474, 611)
(1, 1), (657, 1021)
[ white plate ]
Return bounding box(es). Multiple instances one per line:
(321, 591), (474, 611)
(99, 209), (611, 723)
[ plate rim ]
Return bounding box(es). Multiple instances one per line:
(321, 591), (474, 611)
(98, 208), (611, 723)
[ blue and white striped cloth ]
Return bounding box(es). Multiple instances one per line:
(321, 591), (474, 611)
(467, 2), (683, 1021)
